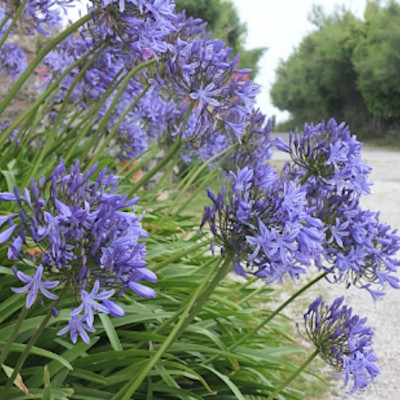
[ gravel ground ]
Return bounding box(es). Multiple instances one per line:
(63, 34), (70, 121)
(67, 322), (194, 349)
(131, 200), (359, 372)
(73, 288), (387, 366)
(327, 147), (400, 400)
(271, 138), (400, 399)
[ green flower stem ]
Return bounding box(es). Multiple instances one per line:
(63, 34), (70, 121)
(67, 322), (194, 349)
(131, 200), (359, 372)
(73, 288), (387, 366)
(0, 12), (94, 117)
(240, 276), (259, 290)
(204, 271), (327, 365)
(86, 81), (153, 169)
(266, 349), (319, 400)
(127, 101), (195, 194)
(83, 58), (157, 170)
(23, 94), (69, 186)
(151, 238), (213, 273)
(52, 43), (105, 128)
(43, 109), (85, 158)
(237, 283), (270, 306)
(0, 15), (11, 44)
(133, 258), (218, 352)
(0, 284), (69, 399)
(0, 306), (29, 367)
(0, 0), (29, 49)
(174, 153), (230, 215)
(299, 170), (313, 185)
(173, 176), (212, 213)
(178, 256), (233, 334)
(112, 256), (232, 400)
(63, 69), (125, 164)
(159, 143), (238, 225)
(154, 156), (181, 189)
(0, 40), (101, 149)
(128, 139), (183, 195)
(123, 146), (161, 182)
(135, 258), (222, 349)
(119, 145), (157, 174)
(174, 158), (202, 192)
(77, 57), (153, 166)
(24, 43), (103, 162)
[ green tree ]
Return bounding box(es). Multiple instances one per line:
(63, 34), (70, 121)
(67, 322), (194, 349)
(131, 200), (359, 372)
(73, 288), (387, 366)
(175, 0), (265, 77)
(271, 6), (370, 132)
(352, 0), (400, 125)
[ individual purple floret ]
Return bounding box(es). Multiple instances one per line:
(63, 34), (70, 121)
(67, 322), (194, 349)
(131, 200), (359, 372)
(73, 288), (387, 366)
(304, 296), (380, 393)
(12, 264), (59, 308)
(201, 163), (324, 283)
(57, 312), (96, 344)
(0, 160), (155, 343)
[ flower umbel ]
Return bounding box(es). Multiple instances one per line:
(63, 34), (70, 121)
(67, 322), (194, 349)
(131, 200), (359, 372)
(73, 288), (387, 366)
(304, 296), (380, 393)
(201, 164), (324, 283)
(1, 160), (154, 343)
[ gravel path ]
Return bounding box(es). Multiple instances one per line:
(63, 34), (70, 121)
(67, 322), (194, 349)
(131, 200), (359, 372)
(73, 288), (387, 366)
(272, 138), (400, 399)
(328, 147), (400, 399)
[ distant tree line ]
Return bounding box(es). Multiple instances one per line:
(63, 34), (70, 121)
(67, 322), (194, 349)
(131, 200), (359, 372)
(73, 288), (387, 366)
(271, 0), (400, 141)
(175, 0), (265, 78)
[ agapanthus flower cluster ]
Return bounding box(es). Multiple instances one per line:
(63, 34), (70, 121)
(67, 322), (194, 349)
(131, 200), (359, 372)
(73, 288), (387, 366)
(317, 196), (400, 298)
(37, 2), (261, 169)
(155, 33), (259, 143)
(201, 164), (324, 283)
(43, 33), (114, 105)
(276, 119), (400, 297)
(275, 118), (371, 196)
(0, 42), (26, 79)
(4, 0), (78, 36)
(0, 6), (27, 80)
(304, 296), (380, 393)
(0, 160), (156, 344)
(180, 108), (274, 170)
(226, 109), (273, 170)
(91, 0), (177, 61)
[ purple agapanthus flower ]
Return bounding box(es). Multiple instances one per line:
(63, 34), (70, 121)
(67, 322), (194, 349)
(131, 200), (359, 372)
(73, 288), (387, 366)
(1, 160), (155, 343)
(0, 43), (27, 80)
(304, 296), (380, 393)
(57, 313), (96, 344)
(4, 0), (77, 36)
(91, 0), (177, 59)
(189, 82), (221, 113)
(275, 119), (400, 297)
(274, 118), (371, 197)
(155, 33), (258, 143)
(12, 264), (59, 308)
(201, 163), (324, 283)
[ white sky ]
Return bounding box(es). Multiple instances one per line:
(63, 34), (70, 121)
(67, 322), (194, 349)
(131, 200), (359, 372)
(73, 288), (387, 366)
(231, 0), (367, 122)
(69, 0), (368, 122)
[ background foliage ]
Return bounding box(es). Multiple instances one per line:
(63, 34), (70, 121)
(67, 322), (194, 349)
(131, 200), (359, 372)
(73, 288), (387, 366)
(271, 0), (400, 141)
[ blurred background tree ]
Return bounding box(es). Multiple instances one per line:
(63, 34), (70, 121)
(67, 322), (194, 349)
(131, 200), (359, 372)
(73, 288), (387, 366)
(270, 0), (400, 142)
(175, 0), (265, 78)
(353, 1), (400, 127)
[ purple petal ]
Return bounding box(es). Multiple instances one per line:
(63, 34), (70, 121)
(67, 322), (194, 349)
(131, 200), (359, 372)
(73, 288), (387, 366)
(0, 224), (17, 244)
(0, 192), (17, 201)
(0, 214), (17, 227)
(103, 299), (125, 317)
(128, 282), (157, 298)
